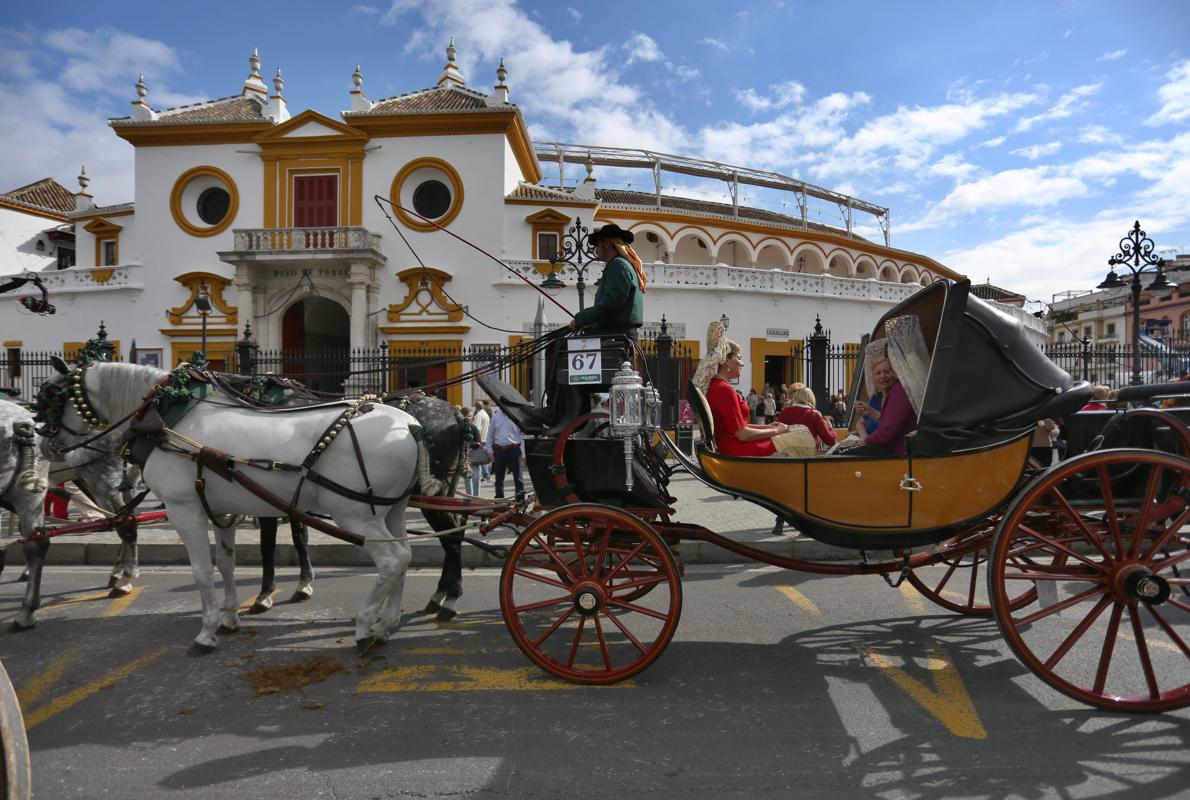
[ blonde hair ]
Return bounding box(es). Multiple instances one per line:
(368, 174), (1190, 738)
(788, 383), (815, 407)
(1091, 385), (1110, 401)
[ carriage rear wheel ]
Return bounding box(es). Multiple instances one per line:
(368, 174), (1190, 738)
(988, 449), (1190, 712)
(500, 504), (682, 684)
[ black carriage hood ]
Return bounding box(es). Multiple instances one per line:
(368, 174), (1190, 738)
(870, 280), (1091, 456)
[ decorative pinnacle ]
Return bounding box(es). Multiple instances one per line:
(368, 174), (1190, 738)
(135, 73), (148, 100)
(77, 166), (89, 191)
(249, 48), (261, 77)
(496, 57), (507, 84)
(273, 67), (284, 95)
(585, 151), (594, 178)
(446, 36), (457, 64)
(352, 63), (363, 89)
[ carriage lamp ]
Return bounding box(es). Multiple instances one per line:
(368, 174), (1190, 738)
(609, 362), (661, 491)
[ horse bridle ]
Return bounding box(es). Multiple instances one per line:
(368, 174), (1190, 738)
(49, 365), (139, 458)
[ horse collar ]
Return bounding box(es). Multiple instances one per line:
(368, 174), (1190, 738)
(70, 364), (109, 430)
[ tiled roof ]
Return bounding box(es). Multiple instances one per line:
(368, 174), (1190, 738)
(111, 95), (268, 125)
(593, 188), (850, 237)
(0, 178), (76, 214)
(352, 85), (501, 115)
(971, 282), (1026, 304)
(507, 183), (593, 203)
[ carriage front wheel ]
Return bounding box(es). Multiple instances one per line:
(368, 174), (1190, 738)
(988, 449), (1190, 712)
(500, 504), (682, 684)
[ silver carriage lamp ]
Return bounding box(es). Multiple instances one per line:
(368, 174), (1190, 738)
(608, 362), (661, 491)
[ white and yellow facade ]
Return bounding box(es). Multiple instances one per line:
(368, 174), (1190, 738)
(0, 44), (1043, 398)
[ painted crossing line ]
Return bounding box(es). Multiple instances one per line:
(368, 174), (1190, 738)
(775, 585), (821, 617)
(863, 643), (987, 740)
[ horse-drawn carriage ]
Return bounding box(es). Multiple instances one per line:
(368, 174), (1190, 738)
(474, 279), (1188, 713)
(17, 278), (1187, 714)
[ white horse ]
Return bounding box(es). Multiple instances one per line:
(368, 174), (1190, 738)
(40, 361), (422, 653)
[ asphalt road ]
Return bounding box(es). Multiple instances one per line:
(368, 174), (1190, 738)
(1, 565), (1187, 800)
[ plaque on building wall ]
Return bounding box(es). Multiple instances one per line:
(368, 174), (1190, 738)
(766, 328), (790, 338)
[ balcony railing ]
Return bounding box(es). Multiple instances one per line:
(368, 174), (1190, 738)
(232, 227), (382, 253)
(0, 264), (143, 294)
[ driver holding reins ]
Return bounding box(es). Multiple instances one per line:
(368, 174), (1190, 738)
(568, 224), (646, 335)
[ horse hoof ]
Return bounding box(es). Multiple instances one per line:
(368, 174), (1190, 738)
(17, 572), (28, 583)
(106, 575), (119, 589)
(423, 599), (442, 614)
(436, 607), (458, 622)
(10, 619), (35, 633)
(108, 585), (132, 598)
(289, 589), (313, 604)
(187, 641), (216, 656)
(216, 624), (239, 636)
(355, 637), (383, 657)
(246, 602), (270, 615)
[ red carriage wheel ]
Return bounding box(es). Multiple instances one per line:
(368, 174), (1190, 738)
(988, 449), (1190, 712)
(500, 504), (682, 684)
(906, 520), (1040, 616)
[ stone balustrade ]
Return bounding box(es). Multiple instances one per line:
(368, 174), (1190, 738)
(0, 264), (144, 294)
(231, 227), (383, 253)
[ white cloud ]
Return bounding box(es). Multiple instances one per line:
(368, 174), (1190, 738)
(1009, 141), (1061, 160)
(734, 80), (805, 112)
(350, 5), (380, 15)
(673, 65), (700, 81)
(1076, 125), (1123, 145)
(909, 167), (1087, 231)
(700, 37), (729, 53)
(44, 27), (202, 107)
(1098, 48), (1127, 62)
(1146, 59), (1190, 126)
(979, 136), (1007, 148)
(566, 7), (581, 22)
(1013, 82), (1101, 132)
(929, 153), (977, 180)
(625, 33), (663, 65)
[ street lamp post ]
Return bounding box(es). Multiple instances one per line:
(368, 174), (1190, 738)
(540, 216), (599, 310)
(1096, 220), (1175, 386)
(195, 282), (213, 364)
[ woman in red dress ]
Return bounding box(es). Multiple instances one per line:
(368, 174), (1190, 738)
(694, 323), (792, 456)
(777, 383), (837, 450)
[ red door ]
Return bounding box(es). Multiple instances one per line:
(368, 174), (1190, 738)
(282, 302), (305, 377)
(293, 174), (338, 247)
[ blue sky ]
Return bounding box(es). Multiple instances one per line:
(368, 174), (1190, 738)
(1, 0), (1187, 301)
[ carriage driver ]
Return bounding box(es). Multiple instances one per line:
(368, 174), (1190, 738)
(568, 224), (646, 335)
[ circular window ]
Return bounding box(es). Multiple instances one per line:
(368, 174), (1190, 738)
(412, 180), (451, 220)
(170, 166), (239, 237)
(196, 187), (231, 226)
(390, 158), (464, 231)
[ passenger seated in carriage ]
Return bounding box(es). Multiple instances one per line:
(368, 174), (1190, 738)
(692, 322), (816, 457)
(777, 384), (837, 449)
(839, 317), (929, 457)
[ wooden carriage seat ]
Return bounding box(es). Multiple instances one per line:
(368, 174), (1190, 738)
(687, 380), (716, 452)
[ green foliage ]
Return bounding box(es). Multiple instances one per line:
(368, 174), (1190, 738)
(32, 378), (70, 437)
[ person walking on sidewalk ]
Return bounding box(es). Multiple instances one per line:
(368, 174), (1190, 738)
(472, 401), (491, 481)
(486, 406), (525, 501)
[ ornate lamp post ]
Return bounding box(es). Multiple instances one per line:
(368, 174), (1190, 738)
(95, 321), (115, 361)
(1096, 220), (1175, 385)
(195, 282), (213, 362)
(540, 216), (600, 309)
(235, 322), (258, 376)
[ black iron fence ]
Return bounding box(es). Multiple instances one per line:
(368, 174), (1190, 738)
(1044, 338), (1190, 385)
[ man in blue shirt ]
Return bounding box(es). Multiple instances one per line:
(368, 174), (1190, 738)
(486, 405), (525, 500)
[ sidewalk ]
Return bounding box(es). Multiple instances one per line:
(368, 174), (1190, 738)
(1, 473), (879, 569)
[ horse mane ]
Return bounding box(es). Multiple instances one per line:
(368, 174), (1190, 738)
(91, 362), (168, 420)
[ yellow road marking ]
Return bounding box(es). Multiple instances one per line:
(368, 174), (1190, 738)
(23, 649), (167, 731)
(239, 589), (278, 612)
(863, 643), (987, 740)
(16, 646), (82, 711)
(1122, 630), (1184, 654)
(104, 586), (143, 617)
(776, 585), (821, 617)
(356, 665), (634, 692)
(899, 583), (927, 615)
(33, 590), (111, 614)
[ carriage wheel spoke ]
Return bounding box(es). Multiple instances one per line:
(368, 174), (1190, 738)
(513, 595), (573, 613)
(593, 613), (612, 670)
(567, 521), (588, 579)
(1143, 605), (1190, 657)
(1129, 466), (1164, 560)
(1169, 597), (1190, 613)
(566, 615), (587, 668)
(606, 598), (671, 621)
(966, 556), (980, 608)
(603, 606), (648, 655)
(1044, 594), (1113, 670)
(531, 607), (575, 648)
(1127, 603), (1161, 700)
(1097, 465), (1125, 559)
(1151, 548), (1190, 572)
(1141, 509), (1190, 563)
(929, 560), (960, 596)
(591, 523), (612, 580)
(605, 542), (648, 582)
(1018, 524), (1105, 572)
(1003, 569), (1101, 582)
(1018, 584), (1105, 626)
(608, 573), (668, 595)
(1048, 486), (1114, 562)
(512, 567), (570, 591)
(1092, 602), (1125, 694)
(533, 535), (578, 583)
